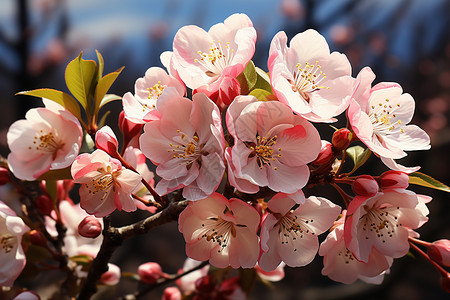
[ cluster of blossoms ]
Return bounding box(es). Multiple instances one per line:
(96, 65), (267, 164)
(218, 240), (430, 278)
(1, 13), (449, 300)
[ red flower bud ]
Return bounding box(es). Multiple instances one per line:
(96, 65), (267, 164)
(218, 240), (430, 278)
(440, 271), (450, 293)
(95, 126), (119, 156)
(332, 128), (352, 151)
(428, 239), (450, 267)
(378, 170), (409, 190)
(0, 167), (11, 185)
(162, 287), (182, 300)
(352, 175), (379, 197)
(119, 111), (143, 141)
(35, 195), (54, 215)
(78, 216), (102, 238)
(219, 75), (240, 106)
(29, 230), (46, 247)
(99, 263), (121, 286)
(312, 141), (333, 165)
(138, 262), (164, 284)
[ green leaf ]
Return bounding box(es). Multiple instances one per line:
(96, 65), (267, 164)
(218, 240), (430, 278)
(99, 94), (122, 109)
(253, 67), (273, 93)
(98, 110), (111, 128)
(37, 166), (73, 181)
(237, 61), (257, 95)
(121, 272), (141, 281)
(409, 172), (450, 193)
(345, 146), (371, 175)
(70, 255), (93, 266)
(16, 88), (82, 121)
(65, 52), (97, 110)
(94, 67), (124, 116)
(96, 50), (105, 80)
(249, 88), (277, 101)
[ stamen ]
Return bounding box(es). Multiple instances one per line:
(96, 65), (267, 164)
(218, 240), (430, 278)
(290, 61), (329, 102)
(195, 40), (235, 79)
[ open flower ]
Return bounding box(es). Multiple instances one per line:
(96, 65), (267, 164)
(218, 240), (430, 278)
(122, 67), (185, 124)
(259, 193), (341, 271)
(348, 67), (430, 172)
(7, 99), (82, 181)
(344, 189), (429, 263)
(226, 96), (321, 194)
(71, 150), (142, 217)
(169, 13), (256, 106)
(268, 30), (354, 121)
(140, 92), (225, 201)
(0, 201), (29, 287)
(178, 193), (260, 269)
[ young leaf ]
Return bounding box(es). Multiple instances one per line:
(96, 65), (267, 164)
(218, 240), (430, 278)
(16, 88), (82, 121)
(243, 60), (257, 90)
(409, 172), (450, 193)
(93, 67), (124, 115)
(249, 88), (277, 101)
(65, 52), (97, 110)
(99, 94), (122, 109)
(70, 255), (93, 266)
(37, 166), (73, 181)
(253, 67), (273, 93)
(95, 50), (105, 80)
(345, 146), (371, 175)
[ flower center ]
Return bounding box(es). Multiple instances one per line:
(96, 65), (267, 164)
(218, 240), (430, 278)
(337, 248), (356, 264)
(147, 81), (166, 100)
(30, 130), (64, 157)
(194, 40), (235, 79)
(249, 134), (281, 170)
(168, 131), (204, 168)
(86, 165), (120, 200)
(369, 98), (404, 135)
(290, 61), (329, 102)
(361, 204), (402, 243)
(277, 212), (315, 252)
(1, 233), (16, 253)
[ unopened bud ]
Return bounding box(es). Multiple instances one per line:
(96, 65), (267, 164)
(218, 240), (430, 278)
(219, 75), (240, 106)
(138, 262), (163, 284)
(332, 128), (352, 151)
(35, 195), (54, 215)
(0, 167), (11, 185)
(99, 263), (121, 286)
(78, 216), (102, 238)
(29, 230), (46, 247)
(440, 271), (450, 293)
(428, 239), (450, 267)
(352, 175), (379, 197)
(312, 141), (333, 165)
(195, 276), (215, 294)
(119, 111), (143, 140)
(13, 291), (40, 300)
(162, 287), (182, 300)
(95, 126), (119, 156)
(378, 170), (409, 190)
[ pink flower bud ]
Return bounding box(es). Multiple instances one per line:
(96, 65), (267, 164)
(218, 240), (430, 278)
(378, 170), (409, 190)
(332, 128), (352, 151)
(13, 291), (40, 300)
(312, 141), (333, 165)
(29, 230), (46, 247)
(440, 271), (450, 293)
(99, 263), (121, 286)
(428, 239), (450, 267)
(352, 175), (379, 197)
(119, 111), (143, 140)
(162, 287), (182, 300)
(219, 75), (240, 106)
(0, 167), (11, 185)
(78, 216), (102, 238)
(35, 195), (54, 215)
(138, 262), (163, 284)
(95, 126), (119, 156)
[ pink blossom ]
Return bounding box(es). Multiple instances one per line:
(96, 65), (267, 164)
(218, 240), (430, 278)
(344, 189), (430, 263)
(0, 201), (29, 287)
(169, 13), (256, 107)
(71, 150), (142, 217)
(7, 99), (82, 180)
(428, 240), (450, 267)
(78, 216), (102, 238)
(122, 67), (185, 124)
(140, 92), (225, 201)
(268, 30), (354, 121)
(348, 67), (430, 172)
(99, 263), (121, 286)
(319, 211), (393, 284)
(162, 287), (182, 300)
(259, 193), (341, 271)
(178, 193), (260, 269)
(138, 262), (164, 284)
(226, 96), (321, 194)
(176, 258), (210, 293)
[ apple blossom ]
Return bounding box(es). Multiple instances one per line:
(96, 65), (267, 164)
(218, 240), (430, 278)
(259, 193), (341, 271)
(140, 92), (225, 201)
(226, 95), (321, 194)
(169, 13), (256, 106)
(344, 189), (430, 263)
(0, 201), (29, 287)
(122, 67), (185, 124)
(428, 240), (450, 267)
(352, 175), (379, 197)
(95, 125), (119, 156)
(78, 216), (102, 239)
(7, 99), (82, 181)
(268, 30), (354, 121)
(348, 67), (430, 172)
(178, 193), (260, 269)
(71, 150), (142, 217)
(377, 170), (409, 190)
(162, 287), (182, 300)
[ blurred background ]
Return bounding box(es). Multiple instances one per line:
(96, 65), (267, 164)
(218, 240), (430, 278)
(0, 0), (449, 299)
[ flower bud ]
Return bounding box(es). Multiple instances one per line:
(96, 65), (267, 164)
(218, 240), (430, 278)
(332, 128), (352, 151)
(78, 216), (102, 238)
(312, 141), (333, 165)
(138, 262), (163, 284)
(29, 230), (46, 247)
(352, 175), (379, 197)
(428, 239), (450, 267)
(162, 287), (182, 300)
(440, 271), (450, 293)
(219, 75), (240, 106)
(99, 263), (121, 286)
(119, 111), (143, 141)
(35, 195), (54, 215)
(13, 291), (40, 300)
(0, 167), (11, 185)
(378, 170), (409, 190)
(95, 126), (119, 156)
